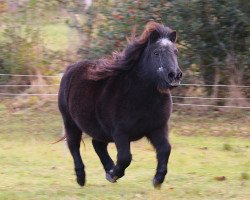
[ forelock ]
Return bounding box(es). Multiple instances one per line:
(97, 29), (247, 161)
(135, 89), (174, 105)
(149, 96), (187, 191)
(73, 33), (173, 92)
(158, 38), (172, 46)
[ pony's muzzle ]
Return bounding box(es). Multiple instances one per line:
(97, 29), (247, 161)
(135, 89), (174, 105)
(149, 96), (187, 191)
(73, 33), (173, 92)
(176, 71), (182, 81)
(168, 70), (182, 81)
(167, 69), (182, 86)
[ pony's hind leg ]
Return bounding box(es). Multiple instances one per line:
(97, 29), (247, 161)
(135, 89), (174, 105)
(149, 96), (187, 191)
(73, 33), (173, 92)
(92, 139), (115, 181)
(147, 127), (171, 189)
(65, 122), (85, 186)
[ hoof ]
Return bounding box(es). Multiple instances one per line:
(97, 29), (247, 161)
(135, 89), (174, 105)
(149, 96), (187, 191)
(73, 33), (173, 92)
(77, 176), (85, 186)
(106, 171), (118, 183)
(153, 178), (162, 189)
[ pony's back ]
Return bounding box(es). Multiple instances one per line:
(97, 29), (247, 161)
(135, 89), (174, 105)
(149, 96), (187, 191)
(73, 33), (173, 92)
(58, 60), (113, 141)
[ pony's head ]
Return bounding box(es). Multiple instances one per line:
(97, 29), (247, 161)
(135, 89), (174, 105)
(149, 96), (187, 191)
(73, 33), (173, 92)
(85, 22), (182, 91)
(125, 22), (182, 91)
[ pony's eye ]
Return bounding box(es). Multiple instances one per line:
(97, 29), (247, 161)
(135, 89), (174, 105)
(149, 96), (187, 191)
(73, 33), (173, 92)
(154, 51), (159, 56)
(174, 49), (179, 55)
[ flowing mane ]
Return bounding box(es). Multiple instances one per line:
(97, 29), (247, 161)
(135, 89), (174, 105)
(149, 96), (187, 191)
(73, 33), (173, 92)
(85, 21), (174, 80)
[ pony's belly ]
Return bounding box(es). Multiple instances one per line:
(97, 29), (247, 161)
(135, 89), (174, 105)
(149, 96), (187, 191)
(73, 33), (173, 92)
(129, 133), (145, 141)
(84, 131), (114, 142)
(127, 114), (167, 137)
(74, 116), (113, 142)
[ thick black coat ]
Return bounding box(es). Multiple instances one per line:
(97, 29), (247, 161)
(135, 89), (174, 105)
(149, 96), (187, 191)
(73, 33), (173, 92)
(59, 61), (172, 142)
(58, 22), (182, 188)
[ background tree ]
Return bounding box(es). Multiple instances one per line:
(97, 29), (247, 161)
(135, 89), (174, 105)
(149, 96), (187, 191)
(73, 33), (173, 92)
(0, 0), (249, 107)
(162, 0), (250, 105)
(0, 0), (61, 86)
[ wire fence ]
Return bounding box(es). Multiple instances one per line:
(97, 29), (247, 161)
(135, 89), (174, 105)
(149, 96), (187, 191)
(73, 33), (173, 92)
(0, 84), (60, 87)
(1, 73), (250, 109)
(180, 83), (250, 88)
(0, 93), (58, 96)
(172, 103), (250, 109)
(1, 73), (250, 88)
(0, 73), (61, 78)
(172, 96), (250, 100)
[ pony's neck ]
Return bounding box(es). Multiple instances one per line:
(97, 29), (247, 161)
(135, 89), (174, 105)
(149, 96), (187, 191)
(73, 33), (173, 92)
(132, 63), (172, 96)
(121, 65), (164, 97)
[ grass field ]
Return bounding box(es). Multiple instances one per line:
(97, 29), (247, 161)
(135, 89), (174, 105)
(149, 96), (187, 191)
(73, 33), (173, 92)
(41, 24), (72, 51)
(0, 23), (77, 52)
(0, 103), (249, 200)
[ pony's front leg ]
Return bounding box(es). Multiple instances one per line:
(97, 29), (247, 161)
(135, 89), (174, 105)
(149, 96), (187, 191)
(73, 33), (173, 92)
(147, 126), (171, 189)
(106, 134), (132, 183)
(92, 139), (115, 175)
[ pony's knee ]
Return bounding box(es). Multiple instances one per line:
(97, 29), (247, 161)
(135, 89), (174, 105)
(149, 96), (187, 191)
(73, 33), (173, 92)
(118, 153), (132, 168)
(156, 142), (171, 164)
(165, 142), (171, 154)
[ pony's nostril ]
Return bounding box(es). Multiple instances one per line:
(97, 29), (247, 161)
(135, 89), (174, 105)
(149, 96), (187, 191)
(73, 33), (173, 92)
(177, 72), (183, 79)
(168, 72), (175, 79)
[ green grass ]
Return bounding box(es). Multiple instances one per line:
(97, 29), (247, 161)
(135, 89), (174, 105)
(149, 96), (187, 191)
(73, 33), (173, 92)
(41, 24), (70, 51)
(41, 24), (80, 51)
(1, 23), (75, 51)
(0, 104), (249, 200)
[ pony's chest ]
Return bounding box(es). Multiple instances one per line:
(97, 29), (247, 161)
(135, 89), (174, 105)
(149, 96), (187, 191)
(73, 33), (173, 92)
(97, 83), (172, 134)
(117, 98), (171, 133)
(134, 102), (169, 125)
(120, 104), (169, 140)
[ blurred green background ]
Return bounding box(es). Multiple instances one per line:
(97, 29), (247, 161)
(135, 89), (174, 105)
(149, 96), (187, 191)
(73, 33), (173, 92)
(0, 0), (249, 199)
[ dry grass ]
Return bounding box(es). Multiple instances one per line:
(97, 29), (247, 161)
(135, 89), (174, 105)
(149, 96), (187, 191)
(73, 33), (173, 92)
(0, 103), (249, 199)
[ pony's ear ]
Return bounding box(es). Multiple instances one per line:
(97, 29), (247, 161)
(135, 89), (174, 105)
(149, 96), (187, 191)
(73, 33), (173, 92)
(169, 31), (177, 43)
(149, 30), (161, 43)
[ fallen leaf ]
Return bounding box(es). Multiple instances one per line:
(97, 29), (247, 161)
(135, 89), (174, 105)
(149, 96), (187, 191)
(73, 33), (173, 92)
(214, 176), (226, 181)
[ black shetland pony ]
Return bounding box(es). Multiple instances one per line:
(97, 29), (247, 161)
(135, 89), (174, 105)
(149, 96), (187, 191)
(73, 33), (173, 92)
(58, 22), (182, 188)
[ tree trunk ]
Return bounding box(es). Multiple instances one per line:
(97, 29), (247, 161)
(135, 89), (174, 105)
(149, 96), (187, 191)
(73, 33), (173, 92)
(212, 66), (220, 105)
(226, 54), (249, 107)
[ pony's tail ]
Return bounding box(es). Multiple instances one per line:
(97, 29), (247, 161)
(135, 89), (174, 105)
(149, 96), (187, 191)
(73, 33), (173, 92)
(51, 126), (86, 150)
(51, 126), (67, 144)
(52, 135), (67, 144)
